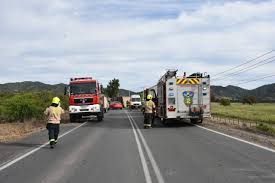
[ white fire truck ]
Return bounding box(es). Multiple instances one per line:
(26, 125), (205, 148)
(144, 70), (211, 124)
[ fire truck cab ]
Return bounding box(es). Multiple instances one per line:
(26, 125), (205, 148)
(65, 77), (104, 122)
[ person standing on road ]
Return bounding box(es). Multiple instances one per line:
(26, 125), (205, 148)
(144, 94), (156, 128)
(44, 97), (64, 148)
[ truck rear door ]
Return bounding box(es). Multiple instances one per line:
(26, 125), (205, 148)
(176, 78), (201, 118)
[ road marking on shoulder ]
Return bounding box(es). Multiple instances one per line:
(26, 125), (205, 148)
(126, 110), (165, 183)
(195, 125), (275, 153)
(126, 112), (152, 183)
(0, 122), (87, 172)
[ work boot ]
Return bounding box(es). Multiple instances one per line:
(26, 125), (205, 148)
(50, 139), (55, 149)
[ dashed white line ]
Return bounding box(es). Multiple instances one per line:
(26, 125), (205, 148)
(0, 122), (87, 172)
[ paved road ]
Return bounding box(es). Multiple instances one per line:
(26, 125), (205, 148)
(1, 110), (275, 183)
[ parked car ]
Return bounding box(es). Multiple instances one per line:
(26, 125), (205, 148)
(110, 101), (123, 110)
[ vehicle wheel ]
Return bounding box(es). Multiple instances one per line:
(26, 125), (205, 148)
(69, 114), (76, 123)
(97, 111), (104, 122)
(198, 118), (203, 123)
(97, 115), (103, 122)
(161, 118), (167, 126)
(190, 118), (199, 124)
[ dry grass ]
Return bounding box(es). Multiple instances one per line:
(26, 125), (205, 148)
(0, 121), (45, 142)
(0, 113), (69, 142)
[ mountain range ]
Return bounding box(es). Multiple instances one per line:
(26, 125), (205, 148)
(0, 81), (275, 102)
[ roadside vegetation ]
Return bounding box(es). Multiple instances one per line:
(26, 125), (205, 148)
(0, 92), (69, 142)
(211, 102), (275, 124)
(0, 92), (68, 123)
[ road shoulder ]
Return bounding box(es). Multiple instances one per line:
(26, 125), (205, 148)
(201, 119), (275, 150)
(0, 123), (81, 166)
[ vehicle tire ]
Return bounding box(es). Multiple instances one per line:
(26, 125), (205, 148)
(161, 118), (167, 126)
(97, 115), (103, 122)
(69, 114), (76, 123)
(97, 111), (104, 122)
(190, 118), (199, 124)
(198, 118), (203, 123)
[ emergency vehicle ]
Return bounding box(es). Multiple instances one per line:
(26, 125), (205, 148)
(65, 77), (104, 122)
(144, 70), (211, 124)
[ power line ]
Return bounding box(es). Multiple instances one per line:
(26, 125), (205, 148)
(212, 50), (275, 77)
(229, 74), (275, 86)
(213, 55), (275, 82)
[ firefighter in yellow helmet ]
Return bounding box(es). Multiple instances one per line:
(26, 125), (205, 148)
(144, 94), (156, 128)
(44, 97), (64, 149)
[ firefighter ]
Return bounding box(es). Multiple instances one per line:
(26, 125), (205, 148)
(44, 97), (64, 149)
(144, 94), (156, 128)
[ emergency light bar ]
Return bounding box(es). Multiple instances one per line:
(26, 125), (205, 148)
(70, 77), (93, 81)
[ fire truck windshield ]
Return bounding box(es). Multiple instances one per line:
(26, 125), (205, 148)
(70, 83), (97, 95)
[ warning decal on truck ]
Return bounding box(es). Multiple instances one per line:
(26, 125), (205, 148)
(176, 78), (201, 85)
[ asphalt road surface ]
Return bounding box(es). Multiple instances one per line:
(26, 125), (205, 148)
(1, 110), (275, 183)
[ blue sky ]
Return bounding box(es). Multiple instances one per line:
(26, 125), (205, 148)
(0, 0), (275, 91)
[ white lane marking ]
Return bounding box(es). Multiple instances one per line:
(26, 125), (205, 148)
(126, 112), (152, 183)
(195, 125), (275, 153)
(0, 122), (87, 172)
(128, 112), (165, 183)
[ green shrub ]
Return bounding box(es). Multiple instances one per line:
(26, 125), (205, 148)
(256, 123), (275, 134)
(220, 98), (231, 106)
(0, 92), (69, 122)
(4, 94), (41, 122)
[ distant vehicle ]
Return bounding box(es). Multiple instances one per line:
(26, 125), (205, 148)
(130, 95), (142, 109)
(65, 77), (104, 122)
(110, 101), (123, 110)
(144, 70), (211, 124)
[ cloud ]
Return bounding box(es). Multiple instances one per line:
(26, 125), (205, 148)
(0, 0), (275, 90)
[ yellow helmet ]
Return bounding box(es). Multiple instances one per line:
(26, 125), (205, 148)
(147, 94), (153, 100)
(52, 97), (61, 104)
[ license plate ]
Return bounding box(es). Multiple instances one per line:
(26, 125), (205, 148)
(80, 106), (88, 109)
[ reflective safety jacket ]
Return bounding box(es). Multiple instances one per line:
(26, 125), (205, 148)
(144, 100), (156, 114)
(44, 106), (65, 124)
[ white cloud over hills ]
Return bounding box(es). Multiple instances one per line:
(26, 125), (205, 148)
(0, 0), (275, 90)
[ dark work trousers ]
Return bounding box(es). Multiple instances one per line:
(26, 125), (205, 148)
(144, 113), (153, 125)
(46, 123), (60, 141)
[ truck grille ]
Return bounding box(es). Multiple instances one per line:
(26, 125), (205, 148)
(74, 98), (93, 104)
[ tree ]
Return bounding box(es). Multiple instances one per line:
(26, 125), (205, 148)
(106, 78), (120, 98)
(220, 97), (231, 106)
(242, 96), (256, 105)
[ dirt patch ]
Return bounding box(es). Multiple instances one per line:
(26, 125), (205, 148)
(202, 119), (275, 150)
(0, 122), (45, 142)
(0, 113), (69, 142)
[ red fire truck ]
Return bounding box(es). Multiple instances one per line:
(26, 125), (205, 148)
(65, 77), (104, 122)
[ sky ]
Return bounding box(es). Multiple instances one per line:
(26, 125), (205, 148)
(1, 0), (275, 91)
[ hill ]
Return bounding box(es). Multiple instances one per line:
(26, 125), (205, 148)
(0, 81), (274, 102)
(0, 81), (135, 97)
(211, 83), (275, 102)
(0, 81), (66, 94)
